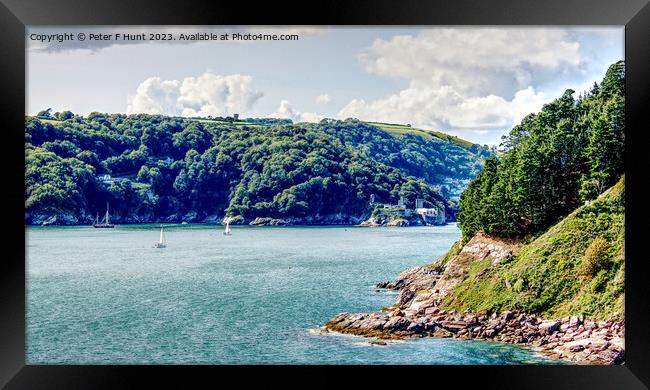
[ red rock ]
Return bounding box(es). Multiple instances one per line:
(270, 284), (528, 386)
(539, 320), (561, 335)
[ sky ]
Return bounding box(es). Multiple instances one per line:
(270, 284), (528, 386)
(27, 26), (623, 146)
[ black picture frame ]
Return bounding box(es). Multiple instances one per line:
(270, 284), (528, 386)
(2, 0), (649, 388)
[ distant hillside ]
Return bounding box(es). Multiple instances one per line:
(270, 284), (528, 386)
(186, 118), (491, 187)
(25, 116), (487, 225)
(316, 120), (491, 196)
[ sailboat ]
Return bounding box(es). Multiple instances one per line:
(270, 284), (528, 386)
(154, 225), (167, 248)
(93, 202), (115, 228)
(223, 220), (232, 236)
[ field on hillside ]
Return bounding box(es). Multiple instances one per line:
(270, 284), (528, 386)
(368, 122), (476, 149)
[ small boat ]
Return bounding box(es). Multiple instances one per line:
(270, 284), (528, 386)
(223, 220), (232, 236)
(154, 225), (167, 248)
(181, 221), (189, 225)
(94, 202), (115, 228)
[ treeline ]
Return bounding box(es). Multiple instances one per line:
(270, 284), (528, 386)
(458, 61), (625, 239)
(25, 115), (486, 224)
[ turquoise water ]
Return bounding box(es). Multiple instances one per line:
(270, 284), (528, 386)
(26, 224), (560, 364)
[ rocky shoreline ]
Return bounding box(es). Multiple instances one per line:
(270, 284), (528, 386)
(325, 300), (625, 364)
(359, 209), (447, 227)
(26, 211), (368, 226)
(28, 211), (455, 227)
(323, 234), (625, 365)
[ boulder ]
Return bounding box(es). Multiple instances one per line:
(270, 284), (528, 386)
(181, 211), (199, 223)
(249, 217), (288, 226)
(406, 322), (424, 332)
(539, 320), (561, 335)
(484, 329), (497, 337)
(383, 316), (411, 331)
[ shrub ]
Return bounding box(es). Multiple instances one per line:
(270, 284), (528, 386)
(579, 236), (611, 278)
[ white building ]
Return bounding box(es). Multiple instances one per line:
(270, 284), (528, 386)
(98, 174), (113, 183)
(415, 207), (440, 218)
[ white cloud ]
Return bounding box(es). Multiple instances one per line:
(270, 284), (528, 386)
(268, 100), (323, 123)
(315, 94), (333, 105)
(338, 84), (548, 132)
(126, 77), (181, 115)
(300, 112), (325, 123)
(359, 28), (583, 97)
(127, 73), (263, 117)
(339, 28), (592, 144)
(268, 99), (297, 120)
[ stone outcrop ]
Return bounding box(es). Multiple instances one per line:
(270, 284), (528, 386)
(324, 233), (625, 365)
(359, 210), (447, 227)
(245, 214), (367, 226)
(30, 211), (85, 226)
(249, 217), (289, 226)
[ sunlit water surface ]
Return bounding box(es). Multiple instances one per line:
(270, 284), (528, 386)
(27, 224), (561, 364)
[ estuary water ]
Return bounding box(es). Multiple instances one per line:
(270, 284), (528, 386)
(26, 224), (560, 364)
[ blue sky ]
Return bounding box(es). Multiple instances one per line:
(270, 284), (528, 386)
(27, 26), (623, 145)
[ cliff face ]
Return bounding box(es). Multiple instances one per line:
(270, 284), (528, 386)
(324, 177), (625, 364)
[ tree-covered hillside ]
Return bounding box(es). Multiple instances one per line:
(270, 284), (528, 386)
(25, 115), (488, 225)
(320, 121), (491, 187)
(458, 61), (625, 239)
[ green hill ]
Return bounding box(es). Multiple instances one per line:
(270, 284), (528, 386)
(442, 176), (624, 320)
(438, 61), (626, 321)
(25, 115), (488, 225)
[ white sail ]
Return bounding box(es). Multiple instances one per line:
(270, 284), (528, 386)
(104, 202), (110, 224)
(223, 220), (232, 235)
(94, 202), (114, 227)
(154, 225), (167, 248)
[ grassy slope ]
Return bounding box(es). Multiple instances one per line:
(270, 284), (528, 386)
(188, 118), (264, 128)
(38, 118), (63, 125)
(367, 122), (476, 149)
(442, 176), (625, 320)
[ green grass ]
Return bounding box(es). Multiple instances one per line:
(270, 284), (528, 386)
(188, 118), (264, 128)
(39, 118), (64, 125)
(442, 176), (625, 320)
(367, 122), (476, 149)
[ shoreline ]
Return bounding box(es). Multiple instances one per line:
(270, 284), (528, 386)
(26, 220), (455, 228)
(324, 301), (625, 364)
(322, 233), (626, 365)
